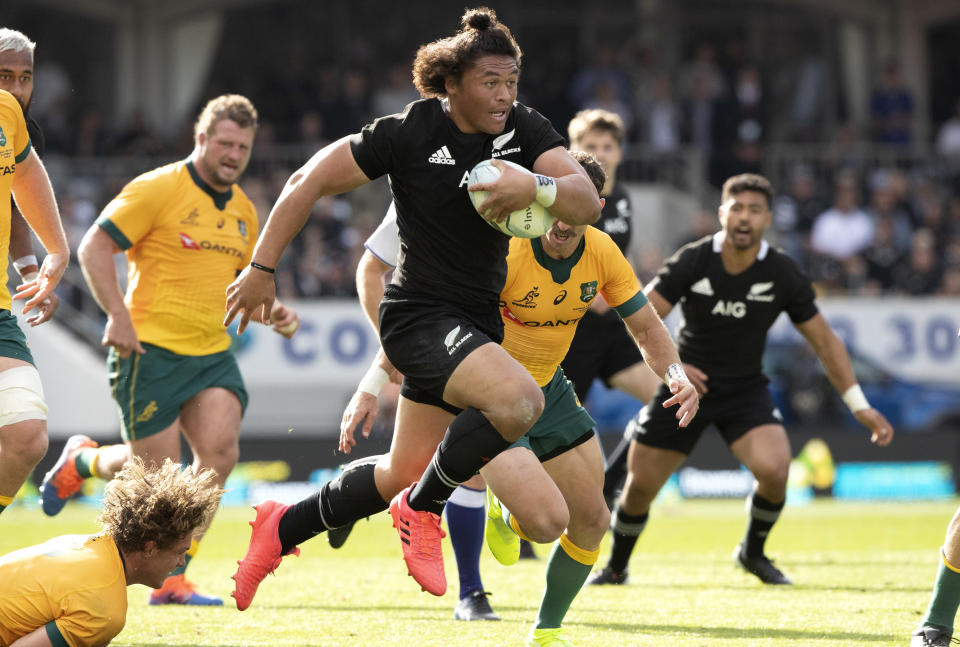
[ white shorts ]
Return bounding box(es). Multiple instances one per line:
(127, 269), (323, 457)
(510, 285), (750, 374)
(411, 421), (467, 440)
(0, 365), (47, 426)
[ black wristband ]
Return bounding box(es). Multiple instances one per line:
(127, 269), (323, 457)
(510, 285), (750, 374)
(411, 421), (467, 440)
(250, 261), (276, 274)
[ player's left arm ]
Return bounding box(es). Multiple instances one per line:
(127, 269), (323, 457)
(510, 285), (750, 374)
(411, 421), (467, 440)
(623, 303), (699, 427)
(794, 313), (894, 446)
(8, 209), (59, 325)
(11, 149), (69, 313)
(473, 147), (600, 226)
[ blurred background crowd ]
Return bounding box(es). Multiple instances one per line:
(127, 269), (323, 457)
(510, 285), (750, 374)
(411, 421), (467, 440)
(4, 0), (960, 328)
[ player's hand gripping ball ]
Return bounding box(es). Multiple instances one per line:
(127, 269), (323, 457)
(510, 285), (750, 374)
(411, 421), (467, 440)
(468, 159), (554, 238)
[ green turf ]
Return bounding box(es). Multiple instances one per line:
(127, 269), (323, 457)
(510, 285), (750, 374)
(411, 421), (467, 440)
(1, 498), (954, 646)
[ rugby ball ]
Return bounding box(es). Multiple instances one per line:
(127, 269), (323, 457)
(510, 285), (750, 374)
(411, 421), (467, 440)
(468, 159), (554, 238)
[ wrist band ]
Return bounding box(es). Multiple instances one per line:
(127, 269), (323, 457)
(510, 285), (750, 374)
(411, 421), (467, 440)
(358, 365), (389, 397)
(664, 362), (689, 387)
(13, 255), (38, 273)
(21, 271), (38, 282)
(533, 174), (557, 208)
(841, 384), (870, 413)
(250, 261), (276, 274)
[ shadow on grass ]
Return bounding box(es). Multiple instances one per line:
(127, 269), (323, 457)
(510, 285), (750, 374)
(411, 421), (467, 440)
(575, 621), (893, 642)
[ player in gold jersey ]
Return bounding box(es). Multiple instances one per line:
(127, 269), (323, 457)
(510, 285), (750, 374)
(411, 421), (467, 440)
(39, 95), (299, 605)
(332, 152), (699, 646)
(0, 79), (69, 521)
(0, 458), (221, 647)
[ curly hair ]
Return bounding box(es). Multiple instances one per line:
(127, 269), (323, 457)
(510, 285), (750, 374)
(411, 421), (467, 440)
(194, 93), (259, 140)
(570, 150), (606, 195)
(412, 7), (522, 98)
(568, 109), (625, 147)
(99, 458), (222, 554)
(721, 173), (774, 210)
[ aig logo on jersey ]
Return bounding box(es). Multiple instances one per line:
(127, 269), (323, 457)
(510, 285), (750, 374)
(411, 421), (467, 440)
(712, 300), (747, 318)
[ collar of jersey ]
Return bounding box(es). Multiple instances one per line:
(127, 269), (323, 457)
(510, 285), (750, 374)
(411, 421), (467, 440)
(531, 235), (586, 284)
(186, 159), (233, 211)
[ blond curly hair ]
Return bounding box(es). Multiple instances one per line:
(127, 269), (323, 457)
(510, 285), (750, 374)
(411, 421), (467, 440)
(98, 458), (222, 553)
(194, 93), (258, 140)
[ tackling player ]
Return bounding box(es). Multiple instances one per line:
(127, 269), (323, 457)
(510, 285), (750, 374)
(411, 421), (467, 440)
(227, 7), (601, 603)
(0, 458), (221, 647)
(589, 173), (894, 587)
(40, 95), (299, 605)
(0, 39), (69, 520)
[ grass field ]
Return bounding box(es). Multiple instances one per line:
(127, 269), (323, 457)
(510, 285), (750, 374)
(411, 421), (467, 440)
(2, 498), (954, 646)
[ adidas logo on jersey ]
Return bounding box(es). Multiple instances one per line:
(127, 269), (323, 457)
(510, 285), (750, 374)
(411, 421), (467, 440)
(428, 146), (456, 165)
(690, 278), (714, 296)
(747, 281), (775, 302)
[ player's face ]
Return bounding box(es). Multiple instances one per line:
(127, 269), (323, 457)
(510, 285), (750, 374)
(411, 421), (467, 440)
(542, 218), (588, 259)
(195, 118), (255, 191)
(571, 130), (621, 185)
(145, 534), (193, 588)
(719, 190), (771, 251)
(446, 55), (518, 135)
(0, 49), (34, 112)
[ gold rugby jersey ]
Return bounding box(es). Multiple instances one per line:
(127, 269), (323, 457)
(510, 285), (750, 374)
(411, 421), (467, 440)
(0, 90), (32, 311)
(97, 160), (257, 355)
(0, 534), (127, 647)
(501, 226), (647, 386)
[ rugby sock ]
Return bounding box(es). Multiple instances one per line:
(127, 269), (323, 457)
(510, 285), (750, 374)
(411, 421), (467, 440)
(408, 408), (511, 516)
(535, 534), (599, 629)
(602, 436), (631, 504)
(278, 457), (385, 554)
(74, 446), (104, 479)
(606, 507), (648, 573)
(169, 539), (200, 577)
(919, 549), (960, 632)
(446, 485), (486, 599)
(0, 493), (12, 515)
(742, 490), (784, 558)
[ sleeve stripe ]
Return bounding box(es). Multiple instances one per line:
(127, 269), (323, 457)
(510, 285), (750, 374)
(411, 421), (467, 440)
(96, 218), (133, 251)
(613, 291), (648, 318)
(14, 138), (32, 163)
(45, 620), (71, 647)
(363, 244), (397, 269)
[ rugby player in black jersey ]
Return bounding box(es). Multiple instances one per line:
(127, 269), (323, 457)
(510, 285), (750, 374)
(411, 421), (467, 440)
(0, 28), (58, 325)
(560, 109), (661, 508)
(589, 173), (894, 586)
(226, 7), (602, 609)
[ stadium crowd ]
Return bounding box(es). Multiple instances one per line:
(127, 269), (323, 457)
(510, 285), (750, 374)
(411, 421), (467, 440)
(20, 33), (960, 307)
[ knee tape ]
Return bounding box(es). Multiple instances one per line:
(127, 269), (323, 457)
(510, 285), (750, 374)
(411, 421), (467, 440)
(0, 365), (47, 426)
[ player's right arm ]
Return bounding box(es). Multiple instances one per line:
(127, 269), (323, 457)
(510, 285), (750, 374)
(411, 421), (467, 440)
(10, 148), (69, 314)
(225, 137), (371, 333)
(356, 250), (392, 333)
(78, 226), (144, 358)
(339, 347), (396, 454)
(9, 625), (54, 647)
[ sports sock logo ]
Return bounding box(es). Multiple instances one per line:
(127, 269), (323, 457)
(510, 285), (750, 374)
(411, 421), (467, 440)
(428, 145), (456, 165)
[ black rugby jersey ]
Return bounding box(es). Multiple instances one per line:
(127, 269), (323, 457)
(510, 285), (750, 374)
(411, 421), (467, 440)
(650, 232), (818, 379)
(596, 183), (632, 254)
(350, 98), (564, 305)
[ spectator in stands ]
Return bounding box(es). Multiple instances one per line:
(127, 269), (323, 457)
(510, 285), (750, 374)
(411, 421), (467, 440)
(568, 45), (632, 115)
(371, 63), (419, 117)
(772, 165), (825, 260)
(645, 73), (680, 153)
(863, 214), (906, 292)
(811, 171), (874, 261)
(677, 42), (726, 103)
(891, 228), (942, 295)
(870, 61), (914, 145)
(935, 98), (960, 161)
(866, 170), (913, 251)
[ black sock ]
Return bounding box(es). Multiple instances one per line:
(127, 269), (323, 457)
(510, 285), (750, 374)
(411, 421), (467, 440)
(606, 506), (648, 574)
(407, 408), (510, 515)
(742, 490), (784, 558)
(602, 436), (631, 503)
(277, 456), (385, 553)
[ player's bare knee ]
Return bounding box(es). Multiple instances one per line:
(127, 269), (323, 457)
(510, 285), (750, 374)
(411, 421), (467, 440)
(6, 421), (48, 468)
(752, 460), (789, 490)
(521, 504), (569, 543)
(492, 387), (544, 441)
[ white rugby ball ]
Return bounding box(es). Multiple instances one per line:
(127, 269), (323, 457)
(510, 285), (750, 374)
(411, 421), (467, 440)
(468, 159), (554, 238)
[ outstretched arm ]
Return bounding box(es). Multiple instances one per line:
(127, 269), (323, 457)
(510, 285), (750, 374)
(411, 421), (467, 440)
(623, 302), (699, 427)
(225, 137), (371, 332)
(795, 313), (894, 446)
